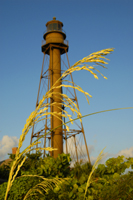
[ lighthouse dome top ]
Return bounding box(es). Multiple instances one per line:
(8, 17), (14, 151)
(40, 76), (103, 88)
(43, 17), (66, 41)
(45, 17), (64, 32)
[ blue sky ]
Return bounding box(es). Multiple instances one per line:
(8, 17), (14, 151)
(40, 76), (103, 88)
(0, 0), (133, 164)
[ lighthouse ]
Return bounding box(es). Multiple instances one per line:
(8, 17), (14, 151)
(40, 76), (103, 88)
(41, 17), (68, 158)
(30, 17), (90, 163)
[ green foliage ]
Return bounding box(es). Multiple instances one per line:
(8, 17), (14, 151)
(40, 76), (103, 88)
(8, 153), (16, 160)
(20, 151), (42, 176)
(94, 155), (133, 179)
(0, 153), (72, 199)
(0, 161), (12, 180)
(26, 151), (42, 160)
(0, 153), (133, 200)
(0, 176), (43, 200)
(92, 172), (133, 200)
(20, 152), (71, 178)
(70, 161), (92, 181)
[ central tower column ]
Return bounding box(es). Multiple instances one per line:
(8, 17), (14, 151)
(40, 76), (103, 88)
(50, 48), (62, 157)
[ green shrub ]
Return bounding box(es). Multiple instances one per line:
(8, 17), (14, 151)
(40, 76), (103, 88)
(1, 153), (133, 200)
(0, 176), (43, 200)
(0, 163), (11, 180)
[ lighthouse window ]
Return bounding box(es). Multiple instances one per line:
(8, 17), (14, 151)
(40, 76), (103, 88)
(58, 24), (62, 31)
(47, 24), (52, 31)
(47, 23), (62, 32)
(53, 23), (57, 30)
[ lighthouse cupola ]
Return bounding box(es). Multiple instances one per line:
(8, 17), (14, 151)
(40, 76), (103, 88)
(42, 17), (68, 54)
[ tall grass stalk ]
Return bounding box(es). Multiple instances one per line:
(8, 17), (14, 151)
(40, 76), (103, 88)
(84, 147), (106, 199)
(5, 48), (115, 199)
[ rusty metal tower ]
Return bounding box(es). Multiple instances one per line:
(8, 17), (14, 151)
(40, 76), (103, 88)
(30, 17), (90, 163)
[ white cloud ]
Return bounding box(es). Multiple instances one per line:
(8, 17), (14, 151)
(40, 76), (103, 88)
(116, 147), (133, 158)
(0, 135), (19, 161)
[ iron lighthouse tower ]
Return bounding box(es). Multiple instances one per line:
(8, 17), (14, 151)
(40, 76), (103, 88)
(41, 17), (68, 158)
(30, 17), (90, 163)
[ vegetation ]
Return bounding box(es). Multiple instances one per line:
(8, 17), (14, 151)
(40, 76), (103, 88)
(0, 153), (133, 199)
(1, 47), (133, 199)
(0, 164), (10, 180)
